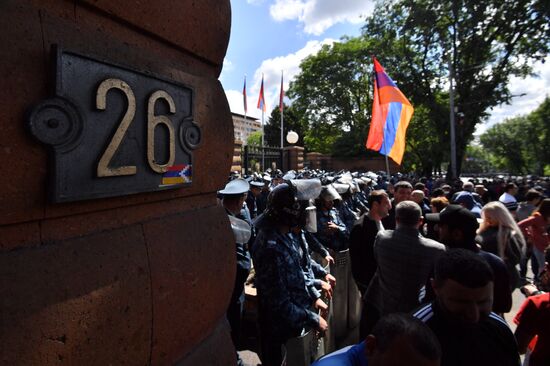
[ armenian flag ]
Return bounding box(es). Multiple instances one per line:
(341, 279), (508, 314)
(257, 74), (266, 112)
(365, 57), (414, 165)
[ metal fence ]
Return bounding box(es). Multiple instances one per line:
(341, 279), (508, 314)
(243, 145), (283, 175)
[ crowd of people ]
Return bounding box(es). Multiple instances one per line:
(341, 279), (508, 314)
(218, 168), (550, 366)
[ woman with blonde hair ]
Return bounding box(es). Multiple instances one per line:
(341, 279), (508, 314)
(477, 201), (526, 289)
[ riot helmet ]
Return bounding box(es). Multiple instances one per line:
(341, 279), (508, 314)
(264, 179), (321, 227)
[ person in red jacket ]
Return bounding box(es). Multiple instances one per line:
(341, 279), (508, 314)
(514, 247), (550, 366)
(519, 199), (550, 280)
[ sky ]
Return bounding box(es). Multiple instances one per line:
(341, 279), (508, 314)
(220, 0), (550, 136)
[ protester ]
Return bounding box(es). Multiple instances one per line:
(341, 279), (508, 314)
(224, 168), (546, 365)
(414, 249), (521, 366)
(499, 182), (519, 214)
(517, 189), (544, 221)
(451, 181), (483, 206)
(475, 184), (490, 205)
(411, 189), (431, 216)
(477, 201), (526, 289)
(514, 247), (550, 366)
(381, 180), (413, 230)
(361, 201), (445, 337)
(312, 313), (441, 366)
(518, 199), (550, 280)
(453, 191), (482, 218)
(349, 190), (391, 295)
(425, 205), (512, 313)
(517, 190), (545, 282)
(425, 196), (449, 240)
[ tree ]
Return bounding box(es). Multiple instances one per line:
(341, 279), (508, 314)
(363, 0), (550, 177)
(288, 37), (373, 154)
(479, 97), (550, 175)
(264, 104), (307, 148)
(246, 130), (262, 147)
(461, 145), (497, 174)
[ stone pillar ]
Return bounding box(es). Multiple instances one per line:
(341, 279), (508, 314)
(306, 152), (322, 169)
(0, 1), (234, 365)
(231, 140), (243, 174)
(283, 146), (304, 172)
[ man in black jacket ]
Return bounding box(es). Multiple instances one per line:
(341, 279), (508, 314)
(425, 205), (512, 314)
(414, 249), (520, 366)
(349, 190), (391, 295)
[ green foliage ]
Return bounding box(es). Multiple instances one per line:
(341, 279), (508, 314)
(246, 130), (262, 147)
(264, 104), (308, 148)
(288, 37), (373, 154)
(461, 144), (495, 174)
(478, 97), (550, 175)
(362, 0), (550, 176)
(286, 0), (549, 175)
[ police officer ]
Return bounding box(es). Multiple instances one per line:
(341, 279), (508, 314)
(251, 180), (328, 366)
(246, 179), (265, 219)
(315, 185), (350, 252)
(219, 178), (252, 366)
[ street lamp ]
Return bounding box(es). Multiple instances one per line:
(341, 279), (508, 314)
(286, 130), (298, 144)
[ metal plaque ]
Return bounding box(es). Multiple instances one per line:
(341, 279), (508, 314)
(28, 47), (201, 202)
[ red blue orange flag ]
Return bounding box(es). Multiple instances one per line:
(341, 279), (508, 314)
(366, 57), (414, 165)
(243, 76), (248, 114)
(257, 74), (266, 112)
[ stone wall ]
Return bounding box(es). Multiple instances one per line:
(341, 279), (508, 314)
(330, 156), (400, 173)
(0, 1), (235, 365)
(283, 146), (304, 172)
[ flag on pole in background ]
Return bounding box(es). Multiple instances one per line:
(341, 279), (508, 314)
(279, 71), (284, 112)
(257, 74), (266, 112)
(243, 76), (248, 114)
(365, 57), (414, 165)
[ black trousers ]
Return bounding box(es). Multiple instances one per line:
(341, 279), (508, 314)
(359, 301), (380, 340)
(227, 263), (250, 348)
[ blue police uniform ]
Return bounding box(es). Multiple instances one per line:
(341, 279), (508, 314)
(338, 198), (359, 231)
(289, 230), (329, 301)
(315, 207), (349, 251)
(252, 225), (320, 365)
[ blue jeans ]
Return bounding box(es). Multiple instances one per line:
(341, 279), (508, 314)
(532, 246), (546, 278)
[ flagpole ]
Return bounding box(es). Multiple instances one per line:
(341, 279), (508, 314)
(385, 155), (390, 177)
(261, 108), (265, 170)
(280, 109), (284, 150)
(243, 75), (247, 121)
(280, 70), (284, 150)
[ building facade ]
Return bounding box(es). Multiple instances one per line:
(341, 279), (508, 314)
(232, 112), (261, 144)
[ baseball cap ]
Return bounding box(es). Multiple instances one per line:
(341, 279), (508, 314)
(425, 204), (479, 237)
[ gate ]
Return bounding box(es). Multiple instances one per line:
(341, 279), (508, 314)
(243, 145), (283, 175)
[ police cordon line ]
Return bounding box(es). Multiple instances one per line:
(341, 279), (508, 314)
(218, 168), (550, 366)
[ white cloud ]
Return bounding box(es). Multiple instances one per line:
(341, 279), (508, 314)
(247, 0), (265, 4)
(219, 59), (234, 83)
(224, 38), (335, 118)
(475, 58), (550, 135)
(270, 0), (375, 35)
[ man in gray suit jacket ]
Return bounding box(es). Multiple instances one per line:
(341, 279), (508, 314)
(360, 201), (446, 337)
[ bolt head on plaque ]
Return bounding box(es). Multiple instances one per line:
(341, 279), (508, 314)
(27, 97), (84, 151)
